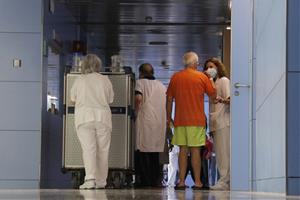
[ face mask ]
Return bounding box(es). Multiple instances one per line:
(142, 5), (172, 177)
(206, 68), (218, 78)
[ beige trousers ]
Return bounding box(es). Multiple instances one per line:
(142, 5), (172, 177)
(213, 126), (230, 185)
(77, 121), (111, 187)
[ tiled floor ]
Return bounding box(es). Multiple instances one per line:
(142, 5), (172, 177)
(0, 188), (299, 200)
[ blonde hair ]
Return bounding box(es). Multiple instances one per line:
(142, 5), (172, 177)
(81, 54), (102, 74)
(183, 51), (199, 67)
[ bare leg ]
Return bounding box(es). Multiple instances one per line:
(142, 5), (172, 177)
(177, 146), (188, 186)
(190, 147), (202, 187)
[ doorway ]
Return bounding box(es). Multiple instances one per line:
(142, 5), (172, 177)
(231, 0), (287, 193)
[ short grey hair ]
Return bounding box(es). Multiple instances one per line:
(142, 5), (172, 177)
(183, 51), (199, 67)
(81, 54), (102, 74)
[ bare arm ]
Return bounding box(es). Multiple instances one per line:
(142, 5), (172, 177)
(135, 94), (143, 113)
(166, 96), (174, 127)
(70, 81), (77, 106)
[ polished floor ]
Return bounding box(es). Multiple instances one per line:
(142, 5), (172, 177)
(0, 188), (299, 200)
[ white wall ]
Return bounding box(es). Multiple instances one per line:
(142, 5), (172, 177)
(252, 0), (286, 193)
(0, 0), (42, 188)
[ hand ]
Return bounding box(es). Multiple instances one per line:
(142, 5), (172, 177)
(214, 96), (230, 104)
(208, 131), (215, 137)
(204, 71), (212, 79)
(223, 97), (230, 104)
(218, 97), (230, 104)
(213, 97), (220, 104)
(213, 96), (222, 104)
(203, 70), (209, 77)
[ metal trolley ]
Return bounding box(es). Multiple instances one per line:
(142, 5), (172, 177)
(62, 72), (135, 188)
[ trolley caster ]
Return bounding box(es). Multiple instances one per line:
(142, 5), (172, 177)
(71, 169), (85, 189)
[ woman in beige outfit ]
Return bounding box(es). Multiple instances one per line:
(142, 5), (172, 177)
(203, 58), (230, 190)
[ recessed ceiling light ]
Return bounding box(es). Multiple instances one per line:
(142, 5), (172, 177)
(148, 41), (168, 45)
(161, 60), (170, 69)
(145, 16), (153, 23)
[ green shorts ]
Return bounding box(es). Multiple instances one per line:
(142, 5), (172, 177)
(172, 126), (206, 147)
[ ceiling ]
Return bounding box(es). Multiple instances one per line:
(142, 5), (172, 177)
(59, 0), (231, 83)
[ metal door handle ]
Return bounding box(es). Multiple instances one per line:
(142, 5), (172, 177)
(234, 82), (250, 89)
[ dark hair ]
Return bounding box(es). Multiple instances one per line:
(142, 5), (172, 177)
(203, 57), (228, 78)
(139, 63), (154, 77)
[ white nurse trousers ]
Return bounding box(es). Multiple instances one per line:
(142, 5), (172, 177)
(77, 121), (111, 187)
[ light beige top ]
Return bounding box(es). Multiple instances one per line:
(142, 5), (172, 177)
(135, 79), (167, 152)
(209, 77), (230, 132)
(70, 73), (114, 130)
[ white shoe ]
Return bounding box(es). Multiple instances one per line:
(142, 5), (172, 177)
(210, 182), (229, 191)
(79, 180), (95, 189)
(95, 184), (105, 189)
(95, 181), (106, 189)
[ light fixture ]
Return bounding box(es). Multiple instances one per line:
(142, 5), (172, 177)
(226, 26), (231, 30)
(148, 41), (168, 45)
(161, 60), (170, 69)
(145, 16), (153, 23)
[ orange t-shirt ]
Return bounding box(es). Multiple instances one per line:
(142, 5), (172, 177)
(166, 68), (216, 127)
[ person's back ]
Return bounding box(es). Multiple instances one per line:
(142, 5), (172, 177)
(168, 68), (213, 127)
(70, 54), (114, 190)
(74, 73), (113, 109)
(72, 72), (114, 131)
(134, 63), (166, 187)
(166, 51), (216, 190)
(135, 78), (166, 152)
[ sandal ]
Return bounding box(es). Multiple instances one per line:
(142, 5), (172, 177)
(191, 185), (206, 190)
(174, 185), (188, 190)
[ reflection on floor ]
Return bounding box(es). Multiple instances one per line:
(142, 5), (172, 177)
(0, 188), (299, 200)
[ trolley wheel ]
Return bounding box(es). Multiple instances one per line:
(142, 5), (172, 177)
(106, 170), (133, 189)
(113, 172), (122, 188)
(61, 167), (67, 174)
(125, 172), (133, 188)
(71, 169), (85, 189)
(106, 171), (121, 189)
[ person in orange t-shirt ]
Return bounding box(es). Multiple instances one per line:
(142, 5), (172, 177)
(166, 51), (216, 190)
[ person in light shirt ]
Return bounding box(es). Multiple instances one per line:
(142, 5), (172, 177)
(70, 54), (114, 189)
(203, 57), (230, 190)
(134, 63), (167, 187)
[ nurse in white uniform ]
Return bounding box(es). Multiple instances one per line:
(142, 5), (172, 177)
(70, 54), (114, 189)
(135, 63), (167, 187)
